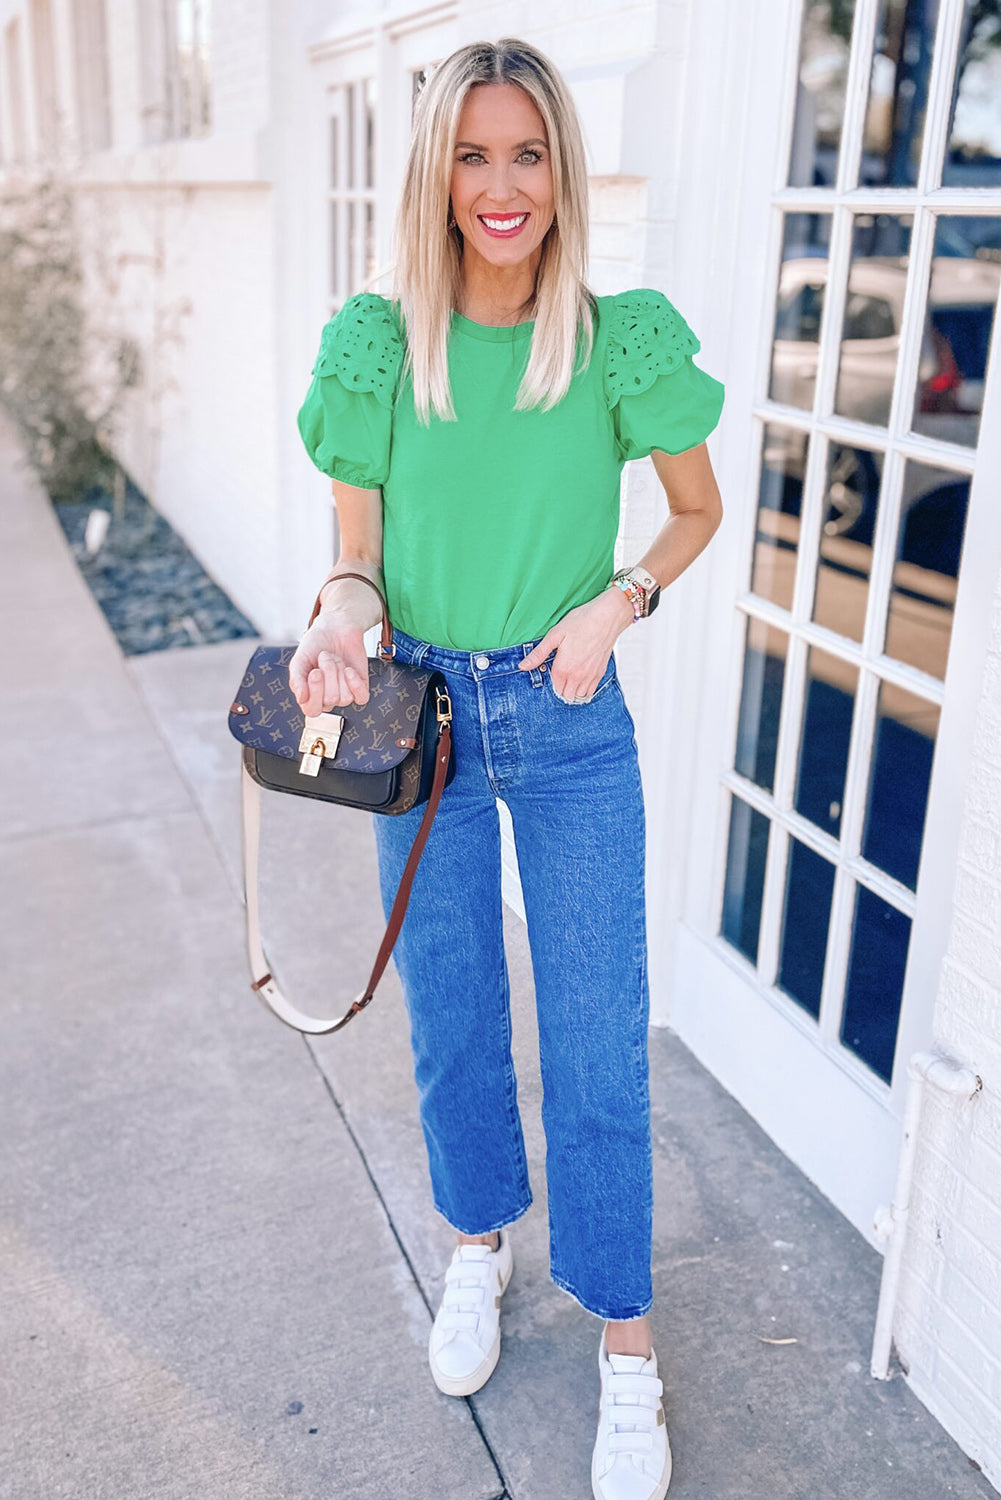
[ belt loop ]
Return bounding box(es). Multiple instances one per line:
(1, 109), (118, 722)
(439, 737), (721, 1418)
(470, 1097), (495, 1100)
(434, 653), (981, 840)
(522, 639), (544, 689)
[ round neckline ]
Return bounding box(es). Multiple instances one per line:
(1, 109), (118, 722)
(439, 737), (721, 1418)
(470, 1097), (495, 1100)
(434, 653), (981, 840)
(450, 309), (535, 342)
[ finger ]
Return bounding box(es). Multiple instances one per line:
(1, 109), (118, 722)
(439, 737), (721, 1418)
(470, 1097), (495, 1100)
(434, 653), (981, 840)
(520, 632), (556, 670)
(316, 650), (341, 709)
(302, 665), (325, 716)
(343, 664), (369, 706)
(288, 649), (312, 703)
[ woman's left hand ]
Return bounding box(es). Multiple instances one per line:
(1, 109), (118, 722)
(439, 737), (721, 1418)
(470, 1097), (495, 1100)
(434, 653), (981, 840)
(518, 586), (635, 700)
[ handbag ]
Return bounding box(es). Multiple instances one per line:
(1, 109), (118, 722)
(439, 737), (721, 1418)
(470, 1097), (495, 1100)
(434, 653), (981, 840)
(226, 572), (457, 1036)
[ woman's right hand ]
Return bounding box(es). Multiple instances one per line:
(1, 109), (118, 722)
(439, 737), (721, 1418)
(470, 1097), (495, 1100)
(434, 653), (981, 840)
(288, 577), (382, 714)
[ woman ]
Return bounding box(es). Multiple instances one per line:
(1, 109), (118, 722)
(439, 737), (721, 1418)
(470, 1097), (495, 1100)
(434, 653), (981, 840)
(291, 37), (724, 1500)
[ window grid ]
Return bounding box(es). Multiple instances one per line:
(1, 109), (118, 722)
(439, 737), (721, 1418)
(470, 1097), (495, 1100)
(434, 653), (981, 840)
(327, 77), (377, 315)
(714, 0), (998, 1091)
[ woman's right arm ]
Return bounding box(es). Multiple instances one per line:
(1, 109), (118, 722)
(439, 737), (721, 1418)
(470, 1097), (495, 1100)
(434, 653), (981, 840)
(288, 478), (385, 714)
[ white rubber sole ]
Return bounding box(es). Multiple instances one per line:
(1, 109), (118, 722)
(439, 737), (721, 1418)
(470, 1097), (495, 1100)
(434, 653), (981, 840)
(429, 1238), (514, 1397)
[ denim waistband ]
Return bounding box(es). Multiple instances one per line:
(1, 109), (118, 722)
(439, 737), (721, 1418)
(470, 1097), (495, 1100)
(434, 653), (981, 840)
(388, 624), (554, 680)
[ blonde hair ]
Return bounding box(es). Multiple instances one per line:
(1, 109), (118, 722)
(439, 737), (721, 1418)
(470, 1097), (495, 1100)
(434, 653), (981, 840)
(373, 38), (597, 426)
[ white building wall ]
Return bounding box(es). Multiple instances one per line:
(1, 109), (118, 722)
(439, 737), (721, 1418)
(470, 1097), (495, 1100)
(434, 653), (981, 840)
(894, 568), (1001, 1489)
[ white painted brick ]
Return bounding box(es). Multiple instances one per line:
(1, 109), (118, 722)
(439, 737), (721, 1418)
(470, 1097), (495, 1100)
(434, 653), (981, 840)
(953, 865), (1001, 931)
(958, 819), (1001, 882)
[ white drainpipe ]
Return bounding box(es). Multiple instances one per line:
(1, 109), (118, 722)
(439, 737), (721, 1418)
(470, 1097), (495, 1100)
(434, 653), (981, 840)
(870, 1048), (982, 1380)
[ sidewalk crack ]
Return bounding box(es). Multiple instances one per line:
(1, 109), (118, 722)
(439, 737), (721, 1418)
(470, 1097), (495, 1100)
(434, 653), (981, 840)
(304, 1043), (511, 1498)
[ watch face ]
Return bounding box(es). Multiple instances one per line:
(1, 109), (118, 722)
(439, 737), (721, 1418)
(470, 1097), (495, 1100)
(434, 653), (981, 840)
(646, 586), (661, 615)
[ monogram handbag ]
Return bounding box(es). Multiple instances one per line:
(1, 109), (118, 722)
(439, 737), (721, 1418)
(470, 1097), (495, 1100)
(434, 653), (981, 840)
(227, 572), (457, 1035)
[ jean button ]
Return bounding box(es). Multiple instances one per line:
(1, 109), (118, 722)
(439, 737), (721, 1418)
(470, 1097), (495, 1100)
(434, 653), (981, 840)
(475, 654), (490, 669)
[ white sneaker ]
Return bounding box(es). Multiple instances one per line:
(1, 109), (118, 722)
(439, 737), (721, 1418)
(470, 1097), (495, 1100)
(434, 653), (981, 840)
(428, 1229), (514, 1396)
(591, 1327), (672, 1500)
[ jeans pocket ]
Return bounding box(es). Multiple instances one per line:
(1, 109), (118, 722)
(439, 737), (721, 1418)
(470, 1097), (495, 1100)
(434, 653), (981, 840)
(544, 651), (618, 705)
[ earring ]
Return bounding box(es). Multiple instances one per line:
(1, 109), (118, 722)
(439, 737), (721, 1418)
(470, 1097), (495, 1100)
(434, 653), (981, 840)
(447, 209), (456, 228)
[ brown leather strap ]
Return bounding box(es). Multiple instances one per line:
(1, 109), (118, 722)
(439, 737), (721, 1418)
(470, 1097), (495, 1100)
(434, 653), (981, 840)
(241, 705), (453, 1035)
(308, 570), (395, 656)
(338, 715), (453, 1024)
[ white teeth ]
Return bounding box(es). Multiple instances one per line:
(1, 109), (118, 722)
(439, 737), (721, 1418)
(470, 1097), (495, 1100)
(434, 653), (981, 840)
(481, 214), (527, 230)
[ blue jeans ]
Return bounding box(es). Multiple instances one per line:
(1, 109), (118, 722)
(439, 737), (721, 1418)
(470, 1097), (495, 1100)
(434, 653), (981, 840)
(371, 623), (653, 1320)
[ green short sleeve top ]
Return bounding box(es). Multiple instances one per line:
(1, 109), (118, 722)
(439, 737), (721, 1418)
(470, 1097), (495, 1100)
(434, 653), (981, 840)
(296, 286), (725, 650)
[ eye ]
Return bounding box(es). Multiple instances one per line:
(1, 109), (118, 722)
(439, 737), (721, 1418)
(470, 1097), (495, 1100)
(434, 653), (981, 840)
(456, 149), (545, 165)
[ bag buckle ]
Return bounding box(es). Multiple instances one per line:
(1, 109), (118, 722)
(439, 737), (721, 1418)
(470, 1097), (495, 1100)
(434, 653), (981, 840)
(297, 711), (345, 774)
(435, 684), (452, 725)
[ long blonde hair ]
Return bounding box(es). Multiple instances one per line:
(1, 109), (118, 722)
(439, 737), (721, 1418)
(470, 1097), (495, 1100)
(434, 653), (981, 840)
(375, 38), (597, 426)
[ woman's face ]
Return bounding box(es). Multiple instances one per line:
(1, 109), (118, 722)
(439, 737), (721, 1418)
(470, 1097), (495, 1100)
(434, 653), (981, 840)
(449, 82), (555, 271)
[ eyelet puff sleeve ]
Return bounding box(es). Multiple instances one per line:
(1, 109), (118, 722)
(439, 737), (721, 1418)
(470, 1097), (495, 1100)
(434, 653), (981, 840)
(604, 288), (725, 461)
(296, 292), (405, 487)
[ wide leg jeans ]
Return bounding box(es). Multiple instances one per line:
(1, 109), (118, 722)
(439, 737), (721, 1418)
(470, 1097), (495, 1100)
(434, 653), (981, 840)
(371, 623), (654, 1320)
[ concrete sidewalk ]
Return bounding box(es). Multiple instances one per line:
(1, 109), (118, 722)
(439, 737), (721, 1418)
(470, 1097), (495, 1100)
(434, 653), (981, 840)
(1, 405), (994, 1499)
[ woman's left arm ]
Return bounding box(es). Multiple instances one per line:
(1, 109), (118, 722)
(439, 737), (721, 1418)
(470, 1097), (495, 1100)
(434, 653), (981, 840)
(639, 439), (723, 587)
(518, 441), (723, 701)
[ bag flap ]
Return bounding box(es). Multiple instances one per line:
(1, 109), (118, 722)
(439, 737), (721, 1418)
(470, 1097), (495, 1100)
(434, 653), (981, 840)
(227, 644), (435, 772)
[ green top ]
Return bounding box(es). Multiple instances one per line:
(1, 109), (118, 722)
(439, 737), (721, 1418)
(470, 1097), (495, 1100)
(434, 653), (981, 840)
(296, 287), (725, 650)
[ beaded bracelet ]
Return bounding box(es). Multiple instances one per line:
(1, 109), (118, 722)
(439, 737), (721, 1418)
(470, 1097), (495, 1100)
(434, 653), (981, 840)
(610, 576), (644, 623)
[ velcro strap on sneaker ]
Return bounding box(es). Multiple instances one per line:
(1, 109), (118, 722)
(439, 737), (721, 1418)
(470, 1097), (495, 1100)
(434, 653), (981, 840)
(607, 1430), (655, 1453)
(605, 1371), (663, 1400)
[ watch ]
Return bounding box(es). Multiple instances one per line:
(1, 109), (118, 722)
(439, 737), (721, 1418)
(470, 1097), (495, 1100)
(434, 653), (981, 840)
(610, 564), (661, 619)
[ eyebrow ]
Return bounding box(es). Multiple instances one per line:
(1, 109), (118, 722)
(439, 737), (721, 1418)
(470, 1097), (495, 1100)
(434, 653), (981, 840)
(454, 138), (548, 150)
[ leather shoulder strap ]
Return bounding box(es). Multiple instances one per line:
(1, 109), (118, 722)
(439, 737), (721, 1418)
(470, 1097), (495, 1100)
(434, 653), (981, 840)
(239, 720), (452, 1035)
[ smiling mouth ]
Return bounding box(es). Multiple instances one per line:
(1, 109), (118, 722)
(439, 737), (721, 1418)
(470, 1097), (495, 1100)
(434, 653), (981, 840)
(477, 212), (530, 236)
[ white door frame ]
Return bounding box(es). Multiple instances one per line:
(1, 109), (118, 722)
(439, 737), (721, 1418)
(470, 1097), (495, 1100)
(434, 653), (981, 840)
(642, 0), (1001, 1242)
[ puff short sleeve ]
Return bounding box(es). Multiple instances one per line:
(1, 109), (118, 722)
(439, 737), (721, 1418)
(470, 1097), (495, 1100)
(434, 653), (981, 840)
(296, 291), (405, 487)
(604, 288), (725, 461)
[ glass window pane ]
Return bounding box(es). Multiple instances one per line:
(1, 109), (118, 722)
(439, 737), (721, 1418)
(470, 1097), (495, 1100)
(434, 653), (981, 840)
(770, 211), (833, 410)
(794, 646), (858, 839)
(811, 441), (885, 642)
(734, 616), (788, 792)
(884, 460), (970, 678)
(777, 838), (836, 1018)
(834, 214), (913, 427)
(721, 796), (770, 965)
(860, 0), (941, 188)
(841, 883), (911, 1083)
(330, 113), (339, 190)
(942, 1), (1001, 188)
(861, 681), (939, 890)
(750, 423), (808, 610)
(787, 0), (858, 187)
(911, 214), (1001, 448)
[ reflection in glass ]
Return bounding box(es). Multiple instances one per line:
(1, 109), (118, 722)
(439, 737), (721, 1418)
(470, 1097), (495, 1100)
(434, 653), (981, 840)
(750, 424), (809, 609)
(912, 216), (1001, 447)
(943, 1), (1001, 188)
(770, 212), (833, 410)
(884, 461), (970, 678)
(834, 215), (912, 426)
(734, 616), (788, 792)
(794, 647), (858, 839)
(721, 796), (770, 965)
(861, 0), (940, 188)
(841, 883), (911, 1083)
(862, 681), (939, 889)
(787, 0), (858, 187)
(811, 442), (885, 641)
(777, 838), (835, 1018)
